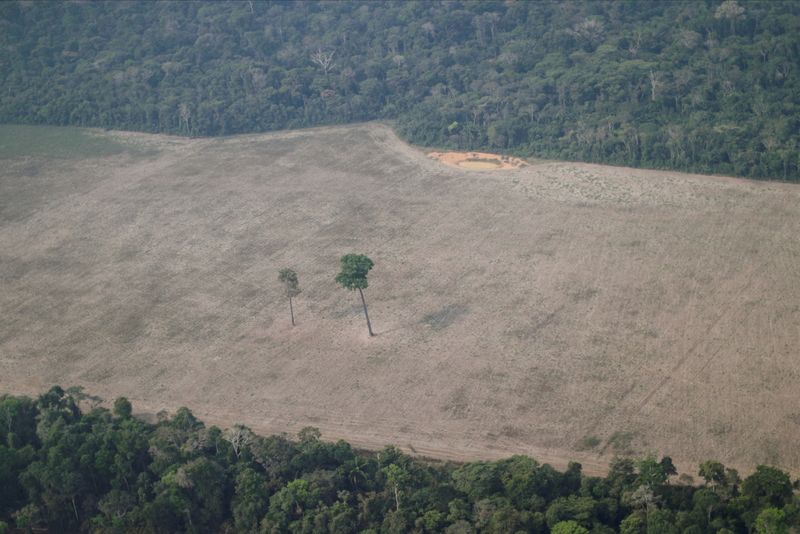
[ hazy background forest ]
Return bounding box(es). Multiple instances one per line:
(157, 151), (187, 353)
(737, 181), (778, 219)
(1, 0), (799, 180)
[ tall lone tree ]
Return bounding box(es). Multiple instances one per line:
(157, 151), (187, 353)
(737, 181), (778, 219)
(278, 268), (301, 326)
(335, 254), (375, 336)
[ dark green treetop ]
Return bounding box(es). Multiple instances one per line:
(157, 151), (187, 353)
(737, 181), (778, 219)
(278, 268), (301, 298)
(335, 254), (374, 291)
(278, 268), (301, 326)
(335, 254), (375, 336)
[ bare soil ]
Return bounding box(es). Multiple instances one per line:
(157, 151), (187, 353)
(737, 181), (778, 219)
(2, 123), (799, 477)
(429, 150), (528, 170)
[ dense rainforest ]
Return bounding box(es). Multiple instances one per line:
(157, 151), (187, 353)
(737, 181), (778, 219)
(1, 1), (799, 180)
(1, 387), (799, 533)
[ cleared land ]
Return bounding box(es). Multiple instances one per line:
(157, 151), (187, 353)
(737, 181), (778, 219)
(428, 151), (528, 170)
(1, 123), (799, 477)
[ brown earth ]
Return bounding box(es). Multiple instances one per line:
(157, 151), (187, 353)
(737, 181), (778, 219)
(429, 150), (528, 170)
(1, 123), (799, 478)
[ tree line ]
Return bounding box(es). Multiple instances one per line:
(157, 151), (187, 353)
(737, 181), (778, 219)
(1, 386), (798, 533)
(1, 1), (799, 180)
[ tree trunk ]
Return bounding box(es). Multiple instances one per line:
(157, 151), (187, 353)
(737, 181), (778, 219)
(289, 296), (295, 326)
(184, 508), (194, 532)
(358, 288), (374, 336)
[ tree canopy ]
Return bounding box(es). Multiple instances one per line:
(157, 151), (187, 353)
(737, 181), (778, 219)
(335, 254), (374, 291)
(278, 268), (301, 299)
(1, 1), (799, 180)
(335, 254), (376, 336)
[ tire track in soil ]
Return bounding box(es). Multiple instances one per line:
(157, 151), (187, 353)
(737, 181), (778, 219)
(591, 213), (754, 455)
(628, 209), (764, 419)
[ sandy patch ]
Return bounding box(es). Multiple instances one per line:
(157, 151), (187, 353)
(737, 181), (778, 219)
(429, 151), (528, 170)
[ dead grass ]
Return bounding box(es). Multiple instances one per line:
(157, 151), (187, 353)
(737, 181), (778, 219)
(423, 304), (469, 331)
(2, 123), (800, 476)
(576, 435), (601, 451)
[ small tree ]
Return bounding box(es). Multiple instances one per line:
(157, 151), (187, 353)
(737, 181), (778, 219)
(335, 254), (375, 336)
(278, 268), (301, 326)
(112, 397), (132, 419)
(382, 464), (409, 512)
(310, 48), (336, 75)
(714, 0), (745, 35)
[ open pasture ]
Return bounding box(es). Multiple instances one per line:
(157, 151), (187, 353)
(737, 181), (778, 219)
(1, 123), (799, 475)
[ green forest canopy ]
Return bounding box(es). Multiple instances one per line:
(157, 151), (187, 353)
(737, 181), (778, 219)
(1, 0), (799, 180)
(1, 387), (799, 533)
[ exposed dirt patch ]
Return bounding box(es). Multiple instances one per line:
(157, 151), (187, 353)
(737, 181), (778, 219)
(2, 123), (800, 477)
(429, 150), (528, 170)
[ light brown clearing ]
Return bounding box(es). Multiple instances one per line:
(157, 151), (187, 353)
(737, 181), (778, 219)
(429, 150), (528, 170)
(2, 123), (800, 477)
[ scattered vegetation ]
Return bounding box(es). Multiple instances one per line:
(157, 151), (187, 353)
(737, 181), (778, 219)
(422, 304), (469, 331)
(608, 432), (637, 456)
(576, 436), (602, 451)
(2, 387), (800, 533)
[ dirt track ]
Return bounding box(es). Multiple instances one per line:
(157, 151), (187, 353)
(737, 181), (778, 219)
(1, 123), (799, 477)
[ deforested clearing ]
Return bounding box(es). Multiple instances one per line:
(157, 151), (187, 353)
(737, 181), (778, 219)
(1, 123), (799, 476)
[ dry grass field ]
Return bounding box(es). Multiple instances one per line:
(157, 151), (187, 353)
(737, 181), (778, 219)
(1, 123), (799, 477)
